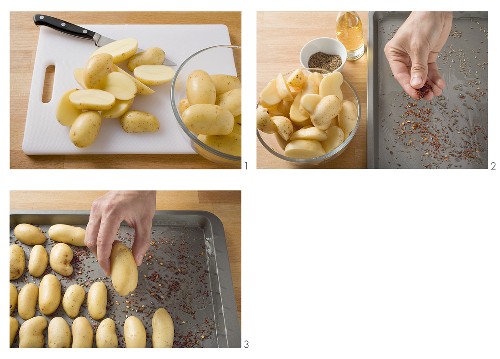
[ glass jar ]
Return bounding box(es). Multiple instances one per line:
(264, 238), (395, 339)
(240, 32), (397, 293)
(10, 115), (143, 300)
(336, 11), (365, 61)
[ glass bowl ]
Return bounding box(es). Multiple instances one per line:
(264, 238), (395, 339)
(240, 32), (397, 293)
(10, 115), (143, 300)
(171, 45), (241, 166)
(257, 68), (361, 166)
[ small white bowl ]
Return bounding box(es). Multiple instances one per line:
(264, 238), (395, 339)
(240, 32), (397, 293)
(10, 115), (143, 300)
(300, 37), (347, 72)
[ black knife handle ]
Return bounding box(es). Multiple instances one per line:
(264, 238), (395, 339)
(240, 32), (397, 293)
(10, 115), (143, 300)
(33, 14), (96, 42)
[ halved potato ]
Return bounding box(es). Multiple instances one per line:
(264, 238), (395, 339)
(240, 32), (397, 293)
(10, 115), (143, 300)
(275, 73), (293, 101)
(256, 106), (274, 134)
(102, 72), (137, 101)
(73, 69), (86, 88)
(259, 79), (281, 108)
(113, 65), (155, 95)
(322, 125), (345, 152)
(289, 92), (309, 124)
(300, 94), (322, 114)
(271, 116), (293, 141)
(311, 95), (341, 130)
(92, 38), (138, 64)
(69, 89), (115, 110)
(134, 65), (175, 86)
(289, 126), (327, 141)
(319, 72), (344, 101)
(284, 140), (326, 158)
(56, 89), (81, 126)
(286, 69), (306, 88)
(101, 99), (134, 119)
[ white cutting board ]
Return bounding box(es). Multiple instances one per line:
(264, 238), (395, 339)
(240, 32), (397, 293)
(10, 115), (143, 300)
(23, 24), (235, 155)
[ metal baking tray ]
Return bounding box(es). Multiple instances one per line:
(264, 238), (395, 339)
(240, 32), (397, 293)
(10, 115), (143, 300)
(10, 210), (240, 348)
(368, 11), (488, 168)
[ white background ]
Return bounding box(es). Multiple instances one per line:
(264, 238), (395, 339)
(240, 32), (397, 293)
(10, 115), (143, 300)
(3, 0), (499, 357)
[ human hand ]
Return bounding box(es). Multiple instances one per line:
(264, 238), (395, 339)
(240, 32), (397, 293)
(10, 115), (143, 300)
(384, 11), (453, 100)
(85, 191), (156, 275)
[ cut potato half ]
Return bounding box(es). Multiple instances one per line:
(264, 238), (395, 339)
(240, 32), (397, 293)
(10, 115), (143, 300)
(276, 73), (293, 101)
(102, 72), (137, 101)
(289, 126), (327, 141)
(112, 65), (154, 95)
(101, 99), (134, 119)
(92, 38), (138, 64)
(134, 65), (175, 86)
(284, 140), (326, 159)
(259, 79), (281, 108)
(69, 89), (115, 111)
(56, 89), (81, 126)
(73, 69), (86, 89)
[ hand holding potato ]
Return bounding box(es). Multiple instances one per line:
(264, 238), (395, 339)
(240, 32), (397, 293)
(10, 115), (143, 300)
(85, 191), (156, 275)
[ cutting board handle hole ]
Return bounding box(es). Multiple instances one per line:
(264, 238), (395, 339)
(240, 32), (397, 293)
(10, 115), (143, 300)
(42, 65), (55, 103)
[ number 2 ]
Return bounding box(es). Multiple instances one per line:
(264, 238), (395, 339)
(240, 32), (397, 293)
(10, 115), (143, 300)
(491, 162), (496, 170)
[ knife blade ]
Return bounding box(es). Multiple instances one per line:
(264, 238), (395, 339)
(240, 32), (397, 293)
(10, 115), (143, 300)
(33, 14), (177, 66)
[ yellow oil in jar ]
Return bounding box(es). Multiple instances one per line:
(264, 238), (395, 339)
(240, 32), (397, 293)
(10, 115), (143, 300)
(336, 12), (365, 61)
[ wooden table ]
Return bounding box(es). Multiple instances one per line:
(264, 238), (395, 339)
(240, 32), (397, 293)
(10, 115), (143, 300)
(10, 12), (241, 169)
(10, 190), (241, 322)
(257, 12), (368, 169)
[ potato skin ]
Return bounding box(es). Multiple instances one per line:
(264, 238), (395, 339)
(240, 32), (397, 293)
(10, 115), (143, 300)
(84, 53), (114, 89)
(10, 316), (19, 347)
(70, 111), (102, 148)
(14, 223), (46, 245)
(62, 284), (85, 318)
(48, 317), (71, 348)
(88, 281), (107, 320)
(182, 104), (234, 136)
(124, 316), (146, 348)
(48, 224), (86, 246)
(39, 274), (61, 315)
(338, 100), (358, 137)
(49, 243), (74, 276)
(210, 74), (241, 95)
(18, 283), (38, 320)
(10, 244), (25, 280)
(10, 284), (18, 314)
(187, 70), (216, 105)
(152, 308), (174, 348)
(96, 318), (118, 348)
(28, 244), (48, 277)
(217, 88), (241, 117)
(127, 47), (165, 71)
(120, 110), (159, 133)
(56, 88), (81, 126)
(110, 242), (138, 296)
(72, 317), (94, 348)
(19, 316), (48, 348)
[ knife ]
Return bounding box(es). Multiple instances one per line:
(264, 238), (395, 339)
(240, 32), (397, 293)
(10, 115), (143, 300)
(33, 14), (177, 66)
